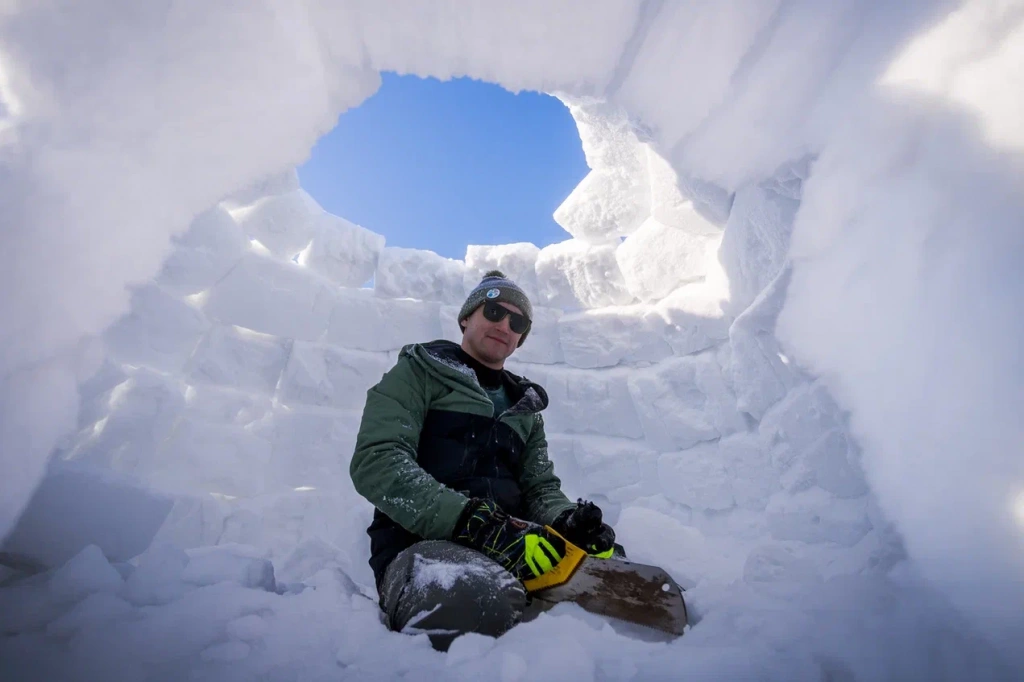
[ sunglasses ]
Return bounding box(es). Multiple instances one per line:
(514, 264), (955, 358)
(482, 301), (532, 334)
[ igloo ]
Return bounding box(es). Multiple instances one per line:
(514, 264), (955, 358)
(1, 2), (1022, 679)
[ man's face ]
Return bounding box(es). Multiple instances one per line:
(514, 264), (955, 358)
(460, 301), (526, 369)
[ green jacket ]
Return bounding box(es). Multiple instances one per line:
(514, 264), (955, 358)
(350, 340), (574, 583)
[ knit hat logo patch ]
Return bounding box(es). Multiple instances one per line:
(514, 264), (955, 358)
(485, 288), (500, 299)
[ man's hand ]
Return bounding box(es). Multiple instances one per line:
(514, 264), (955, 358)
(552, 499), (617, 558)
(452, 499), (567, 581)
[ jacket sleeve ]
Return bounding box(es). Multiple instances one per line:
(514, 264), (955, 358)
(516, 413), (576, 525)
(349, 355), (470, 539)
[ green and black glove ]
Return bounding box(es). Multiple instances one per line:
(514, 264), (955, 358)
(551, 499), (619, 559)
(452, 498), (566, 581)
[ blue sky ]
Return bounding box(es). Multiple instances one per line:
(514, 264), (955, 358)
(298, 73), (588, 261)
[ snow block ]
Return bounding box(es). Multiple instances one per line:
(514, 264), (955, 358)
(274, 539), (351, 587)
(76, 360), (130, 431)
(720, 181), (799, 314)
(687, 504), (770, 544)
(104, 284), (209, 374)
(511, 306), (563, 365)
(264, 407), (362, 489)
(186, 325), (292, 395)
(301, 214), (385, 288)
(616, 216), (722, 302)
(278, 343), (392, 411)
(45, 591), (134, 637)
(0, 580), (68, 634)
(614, 506), (715, 585)
(215, 504), (280, 555)
(558, 304), (671, 369)
(158, 244), (244, 299)
(158, 206), (247, 296)
(646, 145), (733, 229)
(555, 99), (650, 244)
(565, 97), (646, 172)
(720, 433), (778, 512)
(464, 243), (540, 301)
(221, 168), (301, 209)
(819, 529), (905, 580)
(203, 252), (334, 341)
(554, 168), (650, 244)
(778, 457), (816, 496)
(627, 353), (746, 452)
(742, 544), (822, 588)
(183, 544), (276, 592)
(71, 370), (186, 471)
(535, 239), (635, 309)
(0, 462), (173, 570)
(804, 429), (869, 499)
(122, 543), (189, 606)
(766, 488), (872, 547)
(565, 435), (658, 503)
(147, 495), (228, 552)
(182, 384), (274, 428)
(231, 188), (323, 259)
(516, 363), (645, 440)
(758, 381), (845, 471)
(542, 433), (583, 491)
(49, 545), (124, 603)
(216, 492), (363, 566)
(438, 305), (464, 345)
(761, 156), (811, 202)
(649, 279), (732, 357)
(175, 205), (247, 253)
(226, 614), (269, 641)
(326, 288), (441, 352)
(373, 246), (465, 304)
(657, 442), (735, 511)
(726, 267), (803, 419)
(157, 418), (274, 497)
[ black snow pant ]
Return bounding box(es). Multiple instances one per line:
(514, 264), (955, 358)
(378, 540), (541, 651)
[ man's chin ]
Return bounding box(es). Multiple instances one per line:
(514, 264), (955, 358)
(477, 345), (511, 366)
(482, 351), (508, 365)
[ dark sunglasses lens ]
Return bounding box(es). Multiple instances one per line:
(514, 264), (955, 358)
(482, 302), (505, 323)
(483, 302), (530, 334)
(509, 313), (530, 334)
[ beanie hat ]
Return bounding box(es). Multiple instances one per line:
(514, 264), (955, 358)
(458, 270), (533, 347)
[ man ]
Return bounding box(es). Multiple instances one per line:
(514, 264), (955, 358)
(350, 270), (617, 651)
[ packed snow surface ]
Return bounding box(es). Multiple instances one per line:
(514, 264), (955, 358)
(1, 1), (1022, 680)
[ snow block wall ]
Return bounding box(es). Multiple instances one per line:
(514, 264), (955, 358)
(2, 2), (1022, 678)
(42, 176), (412, 587)
(30, 103), (895, 617)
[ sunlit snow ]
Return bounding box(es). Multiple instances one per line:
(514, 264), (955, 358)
(1, 1), (1021, 680)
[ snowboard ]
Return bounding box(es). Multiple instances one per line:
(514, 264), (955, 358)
(523, 529), (689, 637)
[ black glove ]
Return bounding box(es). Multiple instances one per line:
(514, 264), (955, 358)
(551, 499), (617, 558)
(452, 499), (567, 581)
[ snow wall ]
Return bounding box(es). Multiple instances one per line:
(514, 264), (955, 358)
(1, 1), (1022, 678)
